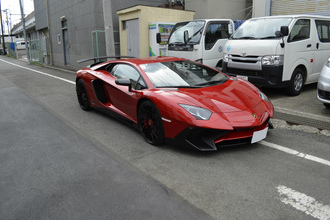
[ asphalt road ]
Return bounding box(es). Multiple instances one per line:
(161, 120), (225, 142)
(1, 56), (330, 219)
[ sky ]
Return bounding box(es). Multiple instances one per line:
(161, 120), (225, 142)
(1, 0), (34, 34)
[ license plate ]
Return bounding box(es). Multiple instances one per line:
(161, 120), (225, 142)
(237, 75), (248, 81)
(251, 127), (268, 143)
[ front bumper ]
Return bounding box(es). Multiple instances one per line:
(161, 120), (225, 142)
(222, 62), (287, 88)
(173, 120), (271, 151)
(317, 66), (330, 104)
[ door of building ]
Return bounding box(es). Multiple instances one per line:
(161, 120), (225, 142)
(126, 19), (140, 58)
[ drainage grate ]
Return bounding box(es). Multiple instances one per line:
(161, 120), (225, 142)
(274, 111), (330, 131)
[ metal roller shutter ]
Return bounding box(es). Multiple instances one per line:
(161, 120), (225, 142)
(271, 0), (330, 16)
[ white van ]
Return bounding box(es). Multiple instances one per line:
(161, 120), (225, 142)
(16, 41), (28, 50)
(158, 19), (235, 68)
(222, 15), (330, 96)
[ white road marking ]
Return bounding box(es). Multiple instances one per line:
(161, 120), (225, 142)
(261, 141), (330, 167)
(277, 185), (330, 220)
(0, 58), (76, 85)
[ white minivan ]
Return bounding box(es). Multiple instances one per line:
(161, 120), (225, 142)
(222, 15), (330, 96)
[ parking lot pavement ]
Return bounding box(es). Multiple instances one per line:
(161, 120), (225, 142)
(0, 79), (211, 219)
(262, 85), (330, 131)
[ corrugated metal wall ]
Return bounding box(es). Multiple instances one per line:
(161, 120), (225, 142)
(271, 0), (330, 16)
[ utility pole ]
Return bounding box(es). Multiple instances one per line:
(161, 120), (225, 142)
(0, 0), (7, 55)
(102, 0), (115, 56)
(19, 0), (30, 64)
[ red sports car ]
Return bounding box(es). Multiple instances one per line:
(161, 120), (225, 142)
(76, 56), (274, 151)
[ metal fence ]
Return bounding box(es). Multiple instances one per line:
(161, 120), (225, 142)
(30, 39), (43, 63)
(5, 42), (16, 57)
(92, 30), (120, 57)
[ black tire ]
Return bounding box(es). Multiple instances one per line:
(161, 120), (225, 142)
(138, 101), (165, 145)
(76, 79), (91, 111)
(324, 103), (330, 109)
(286, 68), (304, 96)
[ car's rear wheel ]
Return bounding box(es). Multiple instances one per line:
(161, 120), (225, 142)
(286, 68), (304, 96)
(76, 79), (91, 111)
(138, 101), (165, 145)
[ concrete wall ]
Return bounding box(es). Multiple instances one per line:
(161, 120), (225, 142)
(185, 0), (250, 20)
(117, 5), (194, 58)
(34, 0), (168, 70)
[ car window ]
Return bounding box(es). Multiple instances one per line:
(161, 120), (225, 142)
(205, 22), (230, 50)
(111, 64), (146, 90)
(288, 19), (310, 42)
(315, 20), (330, 43)
(140, 60), (228, 88)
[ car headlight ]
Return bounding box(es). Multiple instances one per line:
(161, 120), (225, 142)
(262, 55), (284, 65)
(258, 89), (270, 102)
(325, 57), (330, 68)
(179, 104), (212, 120)
(223, 54), (229, 63)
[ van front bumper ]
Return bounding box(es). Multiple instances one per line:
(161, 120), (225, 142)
(222, 62), (288, 88)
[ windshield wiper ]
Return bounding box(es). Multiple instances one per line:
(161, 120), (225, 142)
(259, 36), (279, 39)
(233, 36), (257, 40)
(195, 79), (227, 86)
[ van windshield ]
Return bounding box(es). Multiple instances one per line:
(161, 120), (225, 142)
(231, 18), (292, 39)
(168, 21), (205, 45)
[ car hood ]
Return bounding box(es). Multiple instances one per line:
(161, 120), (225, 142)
(225, 39), (281, 56)
(169, 78), (261, 113)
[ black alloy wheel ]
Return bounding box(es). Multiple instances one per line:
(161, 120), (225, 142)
(76, 79), (91, 111)
(138, 101), (165, 145)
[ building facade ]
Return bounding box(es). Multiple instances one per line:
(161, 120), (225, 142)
(33, 0), (168, 70)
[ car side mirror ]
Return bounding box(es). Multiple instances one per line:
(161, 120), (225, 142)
(184, 30), (189, 44)
(280, 26), (289, 36)
(156, 33), (161, 44)
(115, 78), (132, 92)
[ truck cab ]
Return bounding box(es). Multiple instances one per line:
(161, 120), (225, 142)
(161, 19), (235, 69)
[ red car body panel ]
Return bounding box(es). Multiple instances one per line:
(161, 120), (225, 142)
(76, 56), (274, 151)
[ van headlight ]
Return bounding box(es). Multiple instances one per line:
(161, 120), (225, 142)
(262, 55), (284, 65)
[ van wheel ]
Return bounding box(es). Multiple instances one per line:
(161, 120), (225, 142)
(286, 68), (304, 96)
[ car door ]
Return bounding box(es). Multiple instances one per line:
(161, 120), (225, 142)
(203, 21), (232, 68)
(313, 19), (330, 81)
(106, 63), (146, 120)
(284, 18), (314, 82)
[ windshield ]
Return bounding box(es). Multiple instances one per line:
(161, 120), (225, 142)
(231, 18), (292, 39)
(168, 21), (205, 45)
(140, 60), (228, 88)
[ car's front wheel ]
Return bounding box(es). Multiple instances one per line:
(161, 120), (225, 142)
(138, 101), (165, 145)
(76, 79), (91, 111)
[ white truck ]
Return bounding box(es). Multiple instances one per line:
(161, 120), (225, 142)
(157, 19), (235, 68)
(222, 15), (330, 96)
